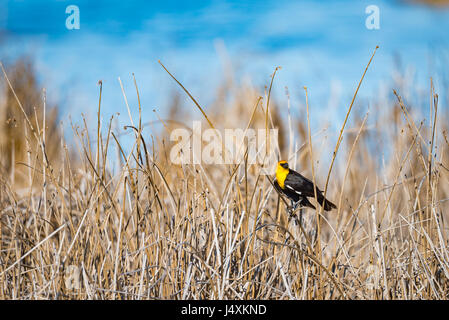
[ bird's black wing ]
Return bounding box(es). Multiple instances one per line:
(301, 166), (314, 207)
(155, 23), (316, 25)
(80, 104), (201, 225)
(273, 177), (316, 209)
(284, 170), (320, 197)
(286, 170), (337, 211)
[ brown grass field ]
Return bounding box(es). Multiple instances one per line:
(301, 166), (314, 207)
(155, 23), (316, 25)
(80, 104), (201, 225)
(1, 47), (449, 300)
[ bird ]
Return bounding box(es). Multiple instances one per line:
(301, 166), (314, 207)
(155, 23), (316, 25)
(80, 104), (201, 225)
(273, 160), (337, 211)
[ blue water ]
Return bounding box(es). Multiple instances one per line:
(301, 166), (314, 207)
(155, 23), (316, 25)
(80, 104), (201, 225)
(1, 0), (448, 133)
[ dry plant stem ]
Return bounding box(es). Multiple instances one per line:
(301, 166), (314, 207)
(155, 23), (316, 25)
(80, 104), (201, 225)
(1, 224), (66, 276)
(329, 112), (369, 278)
(257, 223), (346, 299)
(304, 86), (324, 295)
(265, 66), (281, 155)
(1, 62), (38, 140)
(322, 46), (379, 202)
(2, 51), (449, 300)
(158, 60), (215, 130)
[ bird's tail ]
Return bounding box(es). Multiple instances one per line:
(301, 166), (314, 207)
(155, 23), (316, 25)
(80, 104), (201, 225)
(317, 193), (337, 211)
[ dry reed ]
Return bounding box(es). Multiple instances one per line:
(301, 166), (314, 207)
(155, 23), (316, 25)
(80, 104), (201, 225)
(0, 49), (448, 300)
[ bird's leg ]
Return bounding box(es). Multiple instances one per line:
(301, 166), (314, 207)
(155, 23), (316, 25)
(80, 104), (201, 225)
(292, 206), (304, 228)
(289, 201), (304, 227)
(286, 201), (298, 230)
(292, 201), (300, 211)
(287, 200), (295, 217)
(288, 200), (299, 218)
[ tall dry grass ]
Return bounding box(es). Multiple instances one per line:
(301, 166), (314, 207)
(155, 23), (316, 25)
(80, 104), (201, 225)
(0, 58), (61, 190)
(0, 50), (448, 300)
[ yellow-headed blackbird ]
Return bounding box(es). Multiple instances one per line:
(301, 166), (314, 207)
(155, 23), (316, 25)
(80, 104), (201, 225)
(273, 160), (337, 211)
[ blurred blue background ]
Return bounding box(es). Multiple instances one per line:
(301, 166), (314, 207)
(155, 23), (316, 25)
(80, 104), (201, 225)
(0, 0), (448, 129)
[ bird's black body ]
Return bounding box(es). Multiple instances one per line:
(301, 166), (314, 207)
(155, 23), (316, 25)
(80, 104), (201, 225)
(274, 161), (337, 211)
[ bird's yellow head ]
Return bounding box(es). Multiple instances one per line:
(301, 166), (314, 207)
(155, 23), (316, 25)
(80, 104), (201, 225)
(275, 161), (289, 189)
